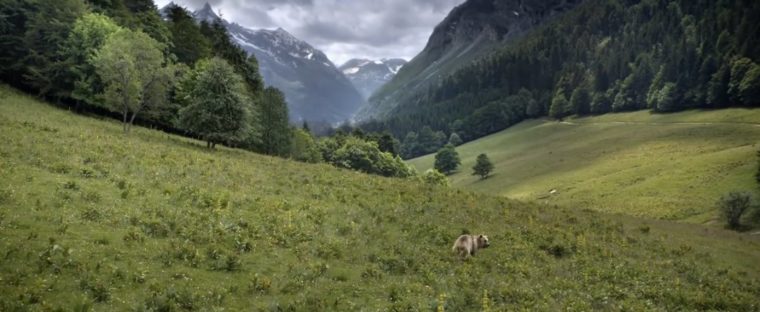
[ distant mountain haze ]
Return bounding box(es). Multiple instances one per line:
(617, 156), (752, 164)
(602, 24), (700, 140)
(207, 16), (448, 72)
(339, 58), (407, 100)
(164, 2), (367, 124)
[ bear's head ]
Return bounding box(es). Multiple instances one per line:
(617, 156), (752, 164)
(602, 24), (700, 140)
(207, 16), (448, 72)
(478, 235), (490, 248)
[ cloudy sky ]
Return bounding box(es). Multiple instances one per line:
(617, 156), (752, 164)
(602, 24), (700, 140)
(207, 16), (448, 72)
(154, 0), (465, 66)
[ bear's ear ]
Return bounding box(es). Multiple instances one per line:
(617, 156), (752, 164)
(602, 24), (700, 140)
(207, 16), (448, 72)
(478, 235), (483, 239)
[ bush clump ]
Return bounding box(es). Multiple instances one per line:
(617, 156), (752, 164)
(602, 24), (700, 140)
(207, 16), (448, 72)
(719, 192), (751, 230)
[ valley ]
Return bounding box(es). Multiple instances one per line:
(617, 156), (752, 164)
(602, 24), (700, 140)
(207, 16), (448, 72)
(2, 0), (760, 310)
(2, 86), (760, 310)
(409, 109), (760, 223)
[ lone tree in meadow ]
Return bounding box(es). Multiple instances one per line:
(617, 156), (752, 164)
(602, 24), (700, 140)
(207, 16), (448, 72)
(719, 192), (751, 230)
(179, 57), (250, 148)
(92, 28), (172, 133)
(434, 144), (461, 175)
(472, 153), (494, 179)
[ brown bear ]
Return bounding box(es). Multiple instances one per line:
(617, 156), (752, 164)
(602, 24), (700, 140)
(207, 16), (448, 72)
(452, 234), (490, 258)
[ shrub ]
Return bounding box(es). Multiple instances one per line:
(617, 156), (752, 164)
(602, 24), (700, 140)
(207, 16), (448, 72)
(719, 192), (751, 230)
(420, 169), (449, 187)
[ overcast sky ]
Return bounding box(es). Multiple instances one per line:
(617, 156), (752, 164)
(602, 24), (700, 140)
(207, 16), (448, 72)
(154, 0), (465, 66)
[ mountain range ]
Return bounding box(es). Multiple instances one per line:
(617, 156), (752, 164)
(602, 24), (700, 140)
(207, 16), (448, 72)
(175, 2), (367, 124)
(338, 58), (406, 100)
(358, 0), (581, 120)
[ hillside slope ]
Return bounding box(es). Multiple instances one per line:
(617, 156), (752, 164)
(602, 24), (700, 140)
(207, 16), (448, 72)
(1, 86), (759, 310)
(409, 109), (760, 223)
(359, 0), (760, 149)
(359, 0), (580, 120)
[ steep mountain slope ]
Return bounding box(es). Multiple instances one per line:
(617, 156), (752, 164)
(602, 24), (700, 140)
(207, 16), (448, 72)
(359, 0), (581, 119)
(357, 0), (760, 147)
(409, 109), (760, 223)
(339, 58), (406, 99)
(2, 84), (760, 310)
(190, 3), (365, 123)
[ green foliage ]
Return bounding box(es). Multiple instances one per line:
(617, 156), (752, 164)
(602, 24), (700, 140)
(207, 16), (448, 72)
(719, 192), (751, 230)
(375, 132), (400, 156)
(420, 169), (449, 187)
(739, 63), (760, 106)
(256, 87), (291, 156)
(330, 137), (415, 178)
(448, 132), (463, 147)
(708, 63), (731, 107)
(434, 144), (460, 175)
(200, 20), (263, 94)
(21, 0), (88, 98)
(654, 83), (678, 113)
(569, 86), (591, 116)
(0, 0), (34, 84)
(92, 28), (172, 133)
(590, 91), (611, 115)
(165, 3), (211, 65)
(290, 128), (321, 163)
(472, 153), (494, 179)
(60, 13), (122, 106)
(729, 57), (753, 105)
(178, 57), (250, 147)
(549, 89), (570, 119)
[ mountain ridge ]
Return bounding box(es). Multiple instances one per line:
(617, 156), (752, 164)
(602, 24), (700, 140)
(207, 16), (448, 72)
(164, 2), (366, 124)
(339, 58), (407, 100)
(359, 0), (582, 120)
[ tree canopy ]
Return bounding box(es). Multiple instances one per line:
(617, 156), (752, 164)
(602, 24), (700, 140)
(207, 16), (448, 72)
(434, 144), (461, 175)
(178, 57), (251, 147)
(472, 153), (494, 179)
(92, 28), (172, 133)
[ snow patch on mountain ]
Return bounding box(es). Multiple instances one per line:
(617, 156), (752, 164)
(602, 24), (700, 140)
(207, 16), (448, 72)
(179, 2), (365, 123)
(339, 58), (407, 100)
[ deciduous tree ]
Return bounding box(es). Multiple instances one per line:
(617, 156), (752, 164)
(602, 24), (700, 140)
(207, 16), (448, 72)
(178, 57), (249, 147)
(92, 28), (172, 133)
(472, 153), (494, 179)
(434, 144), (461, 175)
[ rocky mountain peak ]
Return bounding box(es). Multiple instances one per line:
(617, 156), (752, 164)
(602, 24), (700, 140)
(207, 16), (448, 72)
(194, 2), (221, 23)
(339, 58), (408, 100)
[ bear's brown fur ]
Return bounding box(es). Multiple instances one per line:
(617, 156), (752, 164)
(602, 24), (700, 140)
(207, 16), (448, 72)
(452, 234), (490, 258)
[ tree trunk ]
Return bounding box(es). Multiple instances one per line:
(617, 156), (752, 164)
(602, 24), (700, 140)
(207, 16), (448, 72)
(123, 110), (128, 133)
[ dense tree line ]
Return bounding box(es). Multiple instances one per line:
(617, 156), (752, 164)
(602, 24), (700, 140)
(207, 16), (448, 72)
(359, 0), (760, 158)
(0, 0), (288, 154)
(0, 0), (419, 178)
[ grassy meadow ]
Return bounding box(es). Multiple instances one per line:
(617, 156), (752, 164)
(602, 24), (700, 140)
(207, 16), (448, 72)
(1, 85), (760, 310)
(409, 110), (760, 223)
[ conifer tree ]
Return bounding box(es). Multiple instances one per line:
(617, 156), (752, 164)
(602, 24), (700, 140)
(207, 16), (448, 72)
(472, 153), (494, 179)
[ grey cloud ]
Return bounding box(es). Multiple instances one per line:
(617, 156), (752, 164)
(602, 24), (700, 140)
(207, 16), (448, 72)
(155, 0), (464, 65)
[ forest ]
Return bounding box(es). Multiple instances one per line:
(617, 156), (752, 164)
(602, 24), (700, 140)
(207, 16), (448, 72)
(0, 0), (296, 152)
(0, 0), (417, 177)
(359, 0), (760, 159)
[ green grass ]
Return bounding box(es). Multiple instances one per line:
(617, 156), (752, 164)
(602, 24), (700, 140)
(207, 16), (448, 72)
(1, 85), (760, 310)
(409, 110), (760, 223)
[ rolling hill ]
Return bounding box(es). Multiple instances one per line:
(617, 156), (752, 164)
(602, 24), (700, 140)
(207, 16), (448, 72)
(1, 85), (759, 310)
(409, 109), (760, 223)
